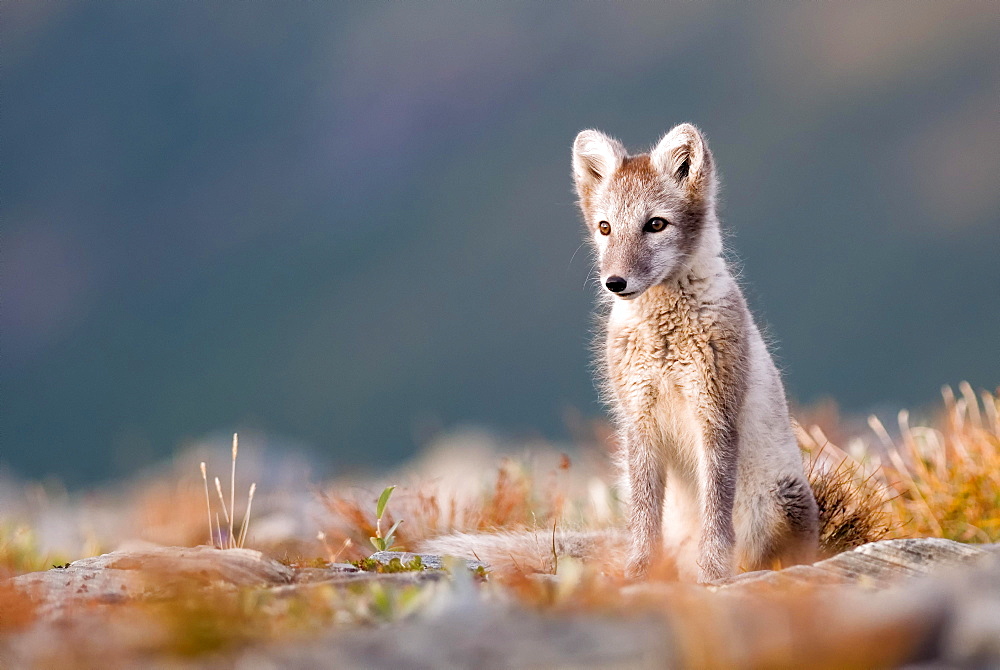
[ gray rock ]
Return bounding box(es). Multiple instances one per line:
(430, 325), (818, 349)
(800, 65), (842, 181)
(718, 538), (994, 591)
(11, 545), (293, 618)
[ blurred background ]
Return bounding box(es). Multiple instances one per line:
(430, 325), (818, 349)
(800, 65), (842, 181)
(4, 2), (999, 486)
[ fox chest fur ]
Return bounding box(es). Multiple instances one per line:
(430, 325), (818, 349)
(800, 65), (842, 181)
(605, 272), (748, 486)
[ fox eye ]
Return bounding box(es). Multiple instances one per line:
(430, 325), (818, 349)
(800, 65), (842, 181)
(598, 221), (611, 236)
(643, 217), (669, 233)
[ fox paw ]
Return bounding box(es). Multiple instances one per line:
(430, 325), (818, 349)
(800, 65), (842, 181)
(696, 559), (733, 584)
(625, 555), (651, 581)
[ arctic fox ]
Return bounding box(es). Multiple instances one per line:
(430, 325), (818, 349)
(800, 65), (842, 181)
(423, 124), (819, 582)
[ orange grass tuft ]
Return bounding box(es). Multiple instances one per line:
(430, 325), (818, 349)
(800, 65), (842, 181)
(876, 384), (1000, 542)
(323, 451), (614, 558)
(320, 452), (611, 560)
(799, 383), (1000, 545)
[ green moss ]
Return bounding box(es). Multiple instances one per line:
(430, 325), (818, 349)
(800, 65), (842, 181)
(279, 556), (331, 569)
(352, 555), (424, 573)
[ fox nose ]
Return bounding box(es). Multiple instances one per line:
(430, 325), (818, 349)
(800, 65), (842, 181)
(605, 276), (628, 293)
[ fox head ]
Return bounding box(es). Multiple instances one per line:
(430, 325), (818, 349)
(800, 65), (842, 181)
(573, 123), (720, 300)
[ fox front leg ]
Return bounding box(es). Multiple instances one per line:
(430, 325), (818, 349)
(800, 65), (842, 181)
(691, 310), (748, 583)
(624, 428), (665, 579)
(695, 418), (739, 583)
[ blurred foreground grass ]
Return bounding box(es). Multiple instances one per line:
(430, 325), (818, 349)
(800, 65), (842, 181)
(1, 384), (997, 665)
(3, 384), (998, 577)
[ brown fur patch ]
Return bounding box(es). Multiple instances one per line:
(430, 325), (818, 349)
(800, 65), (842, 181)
(615, 154), (656, 180)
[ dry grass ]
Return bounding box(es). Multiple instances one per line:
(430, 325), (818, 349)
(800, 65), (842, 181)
(320, 450), (619, 561)
(321, 384), (999, 565)
(800, 383), (1000, 545)
(881, 383), (1000, 542)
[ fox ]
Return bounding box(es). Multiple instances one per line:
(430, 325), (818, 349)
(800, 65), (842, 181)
(421, 124), (819, 582)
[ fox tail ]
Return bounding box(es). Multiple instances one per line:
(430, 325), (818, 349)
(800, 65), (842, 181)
(418, 529), (626, 574)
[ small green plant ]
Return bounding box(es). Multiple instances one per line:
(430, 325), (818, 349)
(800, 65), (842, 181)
(370, 485), (403, 552)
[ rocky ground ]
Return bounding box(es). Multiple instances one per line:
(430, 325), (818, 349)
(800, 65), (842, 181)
(3, 538), (999, 668)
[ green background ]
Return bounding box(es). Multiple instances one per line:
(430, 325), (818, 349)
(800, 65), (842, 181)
(4, 2), (998, 484)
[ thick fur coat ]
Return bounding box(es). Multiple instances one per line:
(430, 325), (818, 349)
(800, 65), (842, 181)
(422, 124), (818, 582)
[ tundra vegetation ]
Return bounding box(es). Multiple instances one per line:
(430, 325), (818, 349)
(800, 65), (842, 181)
(1, 384), (998, 666)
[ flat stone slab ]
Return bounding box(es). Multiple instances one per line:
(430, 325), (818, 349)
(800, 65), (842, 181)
(854, 537), (993, 571)
(7, 545), (484, 620)
(719, 538), (997, 591)
(11, 545), (295, 618)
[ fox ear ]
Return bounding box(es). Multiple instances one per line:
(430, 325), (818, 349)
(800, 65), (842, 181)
(650, 123), (715, 199)
(573, 129), (626, 197)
